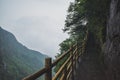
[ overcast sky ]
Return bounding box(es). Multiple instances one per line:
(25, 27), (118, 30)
(0, 0), (74, 58)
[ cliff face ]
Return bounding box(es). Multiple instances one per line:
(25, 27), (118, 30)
(72, 0), (120, 80)
(105, 0), (120, 80)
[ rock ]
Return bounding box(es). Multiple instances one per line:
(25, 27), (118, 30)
(105, 0), (120, 80)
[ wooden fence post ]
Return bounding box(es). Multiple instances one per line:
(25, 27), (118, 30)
(76, 42), (79, 61)
(45, 58), (52, 80)
(71, 46), (74, 80)
(63, 65), (67, 80)
(75, 43), (78, 69)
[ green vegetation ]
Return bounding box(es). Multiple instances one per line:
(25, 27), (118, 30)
(0, 27), (46, 80)
(55, 0), (110, 73)
(64, 0), (110, 43)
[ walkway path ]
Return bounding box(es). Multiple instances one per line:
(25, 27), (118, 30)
(75, 32), (106, 80)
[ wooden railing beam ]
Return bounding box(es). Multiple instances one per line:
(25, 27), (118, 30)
(52, 44), (77, 67)
(22, 68), (47, 80)
(52, 56), (72, 80)
(22, 31), (88, 80)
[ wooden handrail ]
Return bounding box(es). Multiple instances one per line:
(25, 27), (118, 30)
(22, 31), (88, 80)
(52, 43), (77, 67)
(22, 68), (47, 80)
(52, 55), (72, 80)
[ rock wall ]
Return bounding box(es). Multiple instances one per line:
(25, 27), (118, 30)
(105, 0), (120, 80)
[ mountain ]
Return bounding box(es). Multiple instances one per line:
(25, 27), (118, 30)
(0, 27), (47, 80)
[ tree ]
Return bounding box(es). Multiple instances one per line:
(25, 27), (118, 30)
(64, 0), (110, 44)
(55, 0), (110, 74)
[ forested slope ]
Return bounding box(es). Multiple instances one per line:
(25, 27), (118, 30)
(0, 27), (47, 80)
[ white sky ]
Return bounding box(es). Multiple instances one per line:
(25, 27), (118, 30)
(0, 0), (74, 58)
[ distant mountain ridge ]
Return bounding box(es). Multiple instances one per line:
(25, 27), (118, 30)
(0, 27), (47, 80)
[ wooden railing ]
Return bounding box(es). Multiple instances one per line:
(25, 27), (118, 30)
(22, 31), (88, 80)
